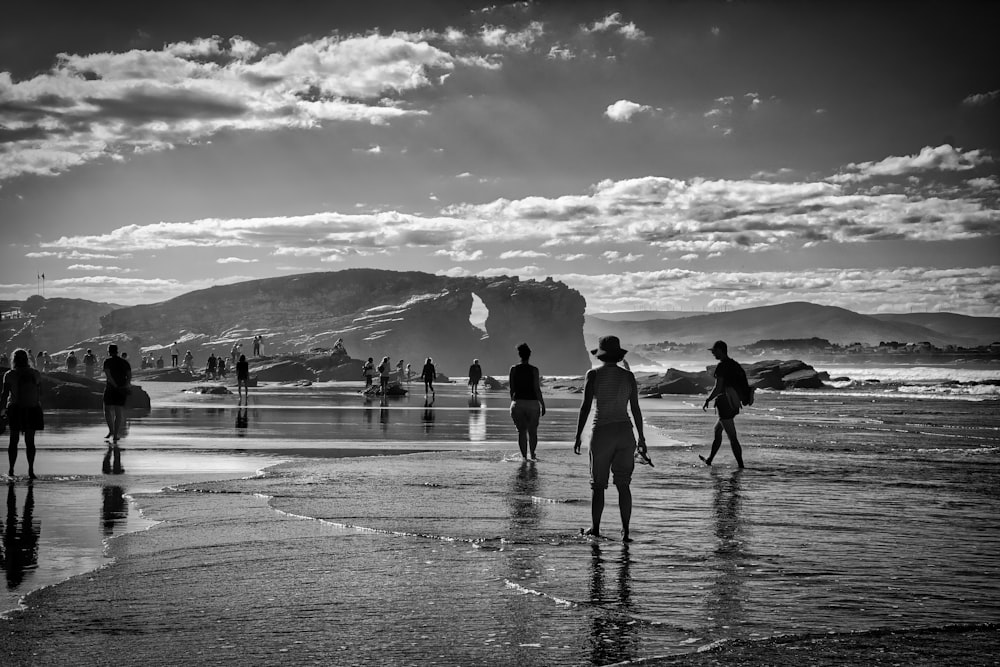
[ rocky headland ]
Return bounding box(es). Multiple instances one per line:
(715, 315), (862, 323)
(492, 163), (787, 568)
(0, 369), (152, 411)
(74, 269), (588, 376)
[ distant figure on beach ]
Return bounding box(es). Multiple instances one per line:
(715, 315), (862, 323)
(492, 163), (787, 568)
(573, 336), (647, 542)
(103, 344), (131, 445)
(156, 355), (164, 369)
(171, 342), (179, 367)
(0, 352), (8, 368)
(231, 343), (239, 365)
(217, 357), (227, 379)
(183, 351), (194, 373)
(207, 353), (218, 380)
(66, 350), (78, 374)
(378, 356), (392, 395)
(83, 348), (97, 379)
(396, 358), (405, 384)
(700, 340), (747, 469)
(332, 338), (347, 356)
(405, 363), (412, 383)
(1, 349), (44, 479)
(252, 335), (261, 357)
(509, 343), (545, 460)
(363, 357), (375, 389)
(468, 359), (483, 395)
(236, 354), (250, 403)
(421, 357), (436, 396)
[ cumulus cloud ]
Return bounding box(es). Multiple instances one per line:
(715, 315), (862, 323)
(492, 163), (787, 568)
(39, 165), (1000, 262)
(829, 144), (993, 183)
(962, 89), (1000, 106)
(551, 266), (1000, 316)
(604, 99), (653, 122)
(216, 257), (258, 264)
(0, 29), (514, 183)
(584, 13), (647, 40)
(499, 249), (548, 259)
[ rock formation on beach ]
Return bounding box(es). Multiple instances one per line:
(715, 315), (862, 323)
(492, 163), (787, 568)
(90, 270), (589, 375)
(633, 359), (826, 396)
(14, 370), (152, 411)
(0, 296), (118, 355)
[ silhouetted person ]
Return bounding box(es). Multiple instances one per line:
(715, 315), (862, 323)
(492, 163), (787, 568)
(363, 357), (375, 389)
(103, 344), (131, 444)
(83, 348), (97, 378)
(252, 335), (261, 357)
(421, 357), (436, 396)
(1, 349), (43, 479)
(468, 359), (483, 395)
(66, 350), (78, 374)
(378, 356), (392, 395)
(236, 354), (250, 403)
(171, 342), (180, 367)
(574, 336), (647, 542)
(700, 340), (747, 468)
(509, 342), (545, 460)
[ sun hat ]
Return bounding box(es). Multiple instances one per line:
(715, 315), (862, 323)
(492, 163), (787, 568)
(591, 335), (627, 362)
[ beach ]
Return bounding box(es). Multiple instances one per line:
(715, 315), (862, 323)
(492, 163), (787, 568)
(1, 378), (998, 665)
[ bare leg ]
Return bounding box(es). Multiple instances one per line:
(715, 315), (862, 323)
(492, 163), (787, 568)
(111, 406), (124, 443)
(616, 481), (633, 542)
(24, 430), (36, 479)
(104, 404), (114, 439)
(516, 428), (528, 459)
(7, 430), (18, 476)
(587, 486), (605, 537)
(720, 418), (744, 468)
(702, 420), (724, 465)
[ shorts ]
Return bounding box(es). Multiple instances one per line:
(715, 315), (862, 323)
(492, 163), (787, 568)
(715, 387), (741, 420)
(510, 400), (541, 431)
(8, 405), (44, 433)
(589, 421), (635, 489)
(103, 387), (129, 407)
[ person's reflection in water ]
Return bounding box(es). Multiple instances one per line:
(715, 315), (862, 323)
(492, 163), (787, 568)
(588, 543), (638, 665)
(101, 446), (125, 475)
(706, 468), (748, 635)
(422, 397), (435, 432)
(363, 397), (374, 426)
(379, 404), (390, 432)
(101, 485), (128, 537)
(502, 462), (543, 646)
(1, 483), (40, 591)
(235, 407), (249, 436)
(468, 396), (486, 442)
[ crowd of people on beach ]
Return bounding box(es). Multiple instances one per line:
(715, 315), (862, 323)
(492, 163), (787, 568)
(1, 332), (752, 543)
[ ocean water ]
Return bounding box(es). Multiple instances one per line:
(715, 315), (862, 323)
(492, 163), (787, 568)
(2, 375), (999, 664)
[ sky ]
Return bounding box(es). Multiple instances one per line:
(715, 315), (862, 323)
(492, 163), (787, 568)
(1, 0), (998, 315)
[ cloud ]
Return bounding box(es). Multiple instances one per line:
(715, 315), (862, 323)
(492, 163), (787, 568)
(66, 264), (129, 271)
(584, 13), (647, 40)
(216, 256), (258, 264)
(962, 89), (1000, 106)
(499, 249), (548, 259)
(39, 159), (1000, 262)
(433, 248), (483, 261)
(604, 99), (652, 122)
(0, 30), (506, 183)
(550, 266), (1000, 316)
(829, 144), (993, 183)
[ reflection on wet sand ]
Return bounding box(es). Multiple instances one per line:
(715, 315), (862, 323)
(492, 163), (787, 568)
(101, 486), (128, 537)
(707, 468), (748, 632)
(422, 398), (435, 432)
(2, 484), (39, 591)
(102, 446), (125, 475)
(235, 407), (249, 435)
(468, 397), (486, 441)
(503, 461), (543, 645)
(588, 543), (638, 665)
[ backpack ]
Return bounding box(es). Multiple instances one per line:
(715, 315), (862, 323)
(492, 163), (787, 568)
(733, 362), (755, 406)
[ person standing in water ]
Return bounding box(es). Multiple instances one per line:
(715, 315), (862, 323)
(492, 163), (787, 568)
(102, 344), (131, 444)
(236, 354), (250, 404)
(574, 336), (647, 542)
(509, 343), (545, 461)
(700, 340), (747, 469)
(1, 349), (44, 479)
(421, 357), (436, 396)
(468, 358), (483, 395)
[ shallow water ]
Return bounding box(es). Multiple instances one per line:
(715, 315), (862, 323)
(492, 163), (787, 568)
(3, 379), (999, 664)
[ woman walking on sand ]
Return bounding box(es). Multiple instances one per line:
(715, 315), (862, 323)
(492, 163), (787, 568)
(468, 358), (483, 395)
(421, 357), (436, 396)
(509, 343), (545, 461)
(1, 349), (44, 479)
(236, 354), (250, 403)
(378, 356), (392, 395)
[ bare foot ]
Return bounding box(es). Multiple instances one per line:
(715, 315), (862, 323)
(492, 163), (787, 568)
(622, 531), (633, 543)
(699, 455), (712, 466)
(581, 527), (600, 538)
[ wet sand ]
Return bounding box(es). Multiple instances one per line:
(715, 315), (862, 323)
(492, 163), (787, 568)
(1, 382), (998, 665)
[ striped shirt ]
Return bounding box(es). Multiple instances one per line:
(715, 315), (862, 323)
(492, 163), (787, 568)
(591, 365), (635, 426)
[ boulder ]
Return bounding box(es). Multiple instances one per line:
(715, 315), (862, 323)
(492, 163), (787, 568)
(136, 367), (200, 382)
(745, 359), (826, 390)
(304, 355), (365, 382)
(183, 385), (232, 395)
(483, 375), (504, 390)
(641, 376), (705, 395)
(252, 360), (316, 382)
(38, 371), (151, 410)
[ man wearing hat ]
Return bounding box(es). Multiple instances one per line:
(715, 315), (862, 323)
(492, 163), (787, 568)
(573, 335), (648, 542)
(700, 340), (747, 468)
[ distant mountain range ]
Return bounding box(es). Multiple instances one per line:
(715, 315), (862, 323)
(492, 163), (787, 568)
(585, 302), (1000, 347)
